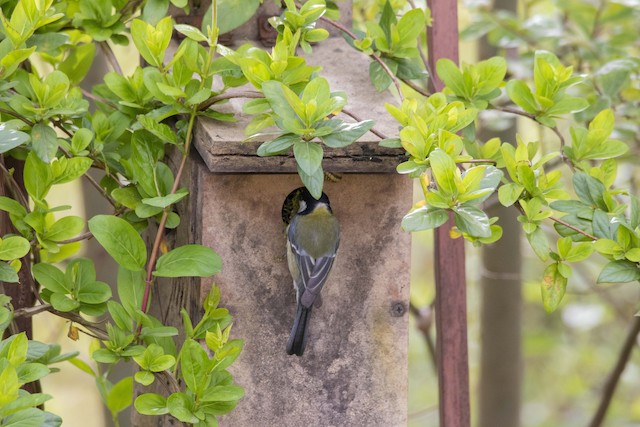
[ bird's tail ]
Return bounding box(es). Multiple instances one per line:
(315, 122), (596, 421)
(286, 304), (312, 356)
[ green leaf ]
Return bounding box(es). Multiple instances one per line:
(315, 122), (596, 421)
(0, 124), (29, 154)
(541, 263), (568, 313)
(261, 80), (301, 126)
(137, 115), (178, 145)
(564, 242), (594, 262)
(0, 196), (27, 217)
(498, 182), (524, 206)
(16, 363), (49, 383)
(174, 24), (208, 42)
(296, 163), (324, 200)
(24, 151), (52, 203)
(88, 215), (147, 271)
(107, 377), (133, 415)
(453, 205), (491, 238)
(256, 134), (300, 156)
(50, 293), (80, 312)
(45, 216), (84, 242)
(154, 244), (221, 278)
(506, 80), (538, 114)
(401, 206), (448, 232)
(1, 408), (45, 427)
(167, 392), (199, 423)
(134, 371), (155, 386)
(0, 262), (19, 283)
(573, 172), (606, 210)
(369, 60), (392, 92)
(293, 141), (323, 176)
(320, 120), (374, 148)
(0, 236), (30, 261)
(135, 393), (169, 416)
(597, 260), (640, 283)
(436, 59), (466, 97)
(58, 43), (96, 84)
(117, 268), (145, 315)
(77, 281), (112, 304)
(526, 227), (549, 261)
(203, 0), (260, 35)
(32, 263), (67, 293)
(142, 189), (189, 209)
(201, 385), (245, 402)
(429, 150), (457, 196)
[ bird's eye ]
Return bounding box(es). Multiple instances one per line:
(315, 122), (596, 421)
(297, 200), (307, 213)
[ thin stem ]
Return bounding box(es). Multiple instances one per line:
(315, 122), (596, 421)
(56, 231), (93, 244)
(549, 216), (598, 241)
(13, 303), (52, 318)
(139, 109), (198, 325)
(588, 316), (640, 427)
(0, 107), (35, 126)
(409, 301), (438, 373)
(318, 15), (404, 100)
(198, 90), (264, 111)
(82, 168), (118, 208)
(99, 41), (123, 75)
(340, 108), (389, 140)
(0, 158), (30, 210)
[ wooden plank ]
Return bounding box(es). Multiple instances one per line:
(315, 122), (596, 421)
(193, 40), (401, 174)
(426, 1), (471, 426)
(194, 123), (405, 173)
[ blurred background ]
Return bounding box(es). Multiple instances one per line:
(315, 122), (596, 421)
(33, 0), (640, 426)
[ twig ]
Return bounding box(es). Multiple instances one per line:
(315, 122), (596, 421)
(139, 109), (198, 326)
(409, 301), (437, 373)
(0, 107), (35, 127)
(549, 216), (598, 241)
(56, 231), (93, 245)
(99, 41), (123, 75)
(340, 108), (389, 139)
(198, 90), (264, 111)
(0, 158), (30, 210)
(81, 88), (115, 108)
(13, 303), (52, 318)
(318, 16), (404, 100)
(588, 316), (640, 427)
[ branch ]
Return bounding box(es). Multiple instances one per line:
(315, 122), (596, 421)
(588, 316), (640, 427)
(317, 16), (405, 100)
(409, 301), (437, 373)
(0, 107), (35, 127)
(340, 108), (389, 140)
(56, 231), (93, 245)
(549, 216), (598, 241)
(198, 90), (264, 111)
(98, 41), (123, 75)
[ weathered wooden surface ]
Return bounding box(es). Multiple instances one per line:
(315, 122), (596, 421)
(194, 40), (402, 174)
(196, 171), (411, 426)
(427, 1), (471, 426)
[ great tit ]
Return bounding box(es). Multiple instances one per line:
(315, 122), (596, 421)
(282, 187), (340, 356)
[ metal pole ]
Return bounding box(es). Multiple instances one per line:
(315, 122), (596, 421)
(426, 1), (471, 426)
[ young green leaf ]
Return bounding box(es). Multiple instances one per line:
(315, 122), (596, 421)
(88, 215), (147, 272)
(154, 245), (222, 278)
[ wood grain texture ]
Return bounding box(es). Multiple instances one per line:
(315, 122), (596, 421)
(193, 40), (403, 174)
(199, 172), (411, 426)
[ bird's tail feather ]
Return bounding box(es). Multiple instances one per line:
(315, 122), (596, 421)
(286, 304), (312, 356)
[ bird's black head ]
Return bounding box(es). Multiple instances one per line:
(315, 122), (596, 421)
(282, 187), (332, 224)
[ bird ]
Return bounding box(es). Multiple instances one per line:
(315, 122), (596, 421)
(282, 187), (340, 356)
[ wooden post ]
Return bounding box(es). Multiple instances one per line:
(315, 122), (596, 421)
(426, 1), (471, 426)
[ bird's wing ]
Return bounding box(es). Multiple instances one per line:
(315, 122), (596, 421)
(289, 242), (336, 308)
